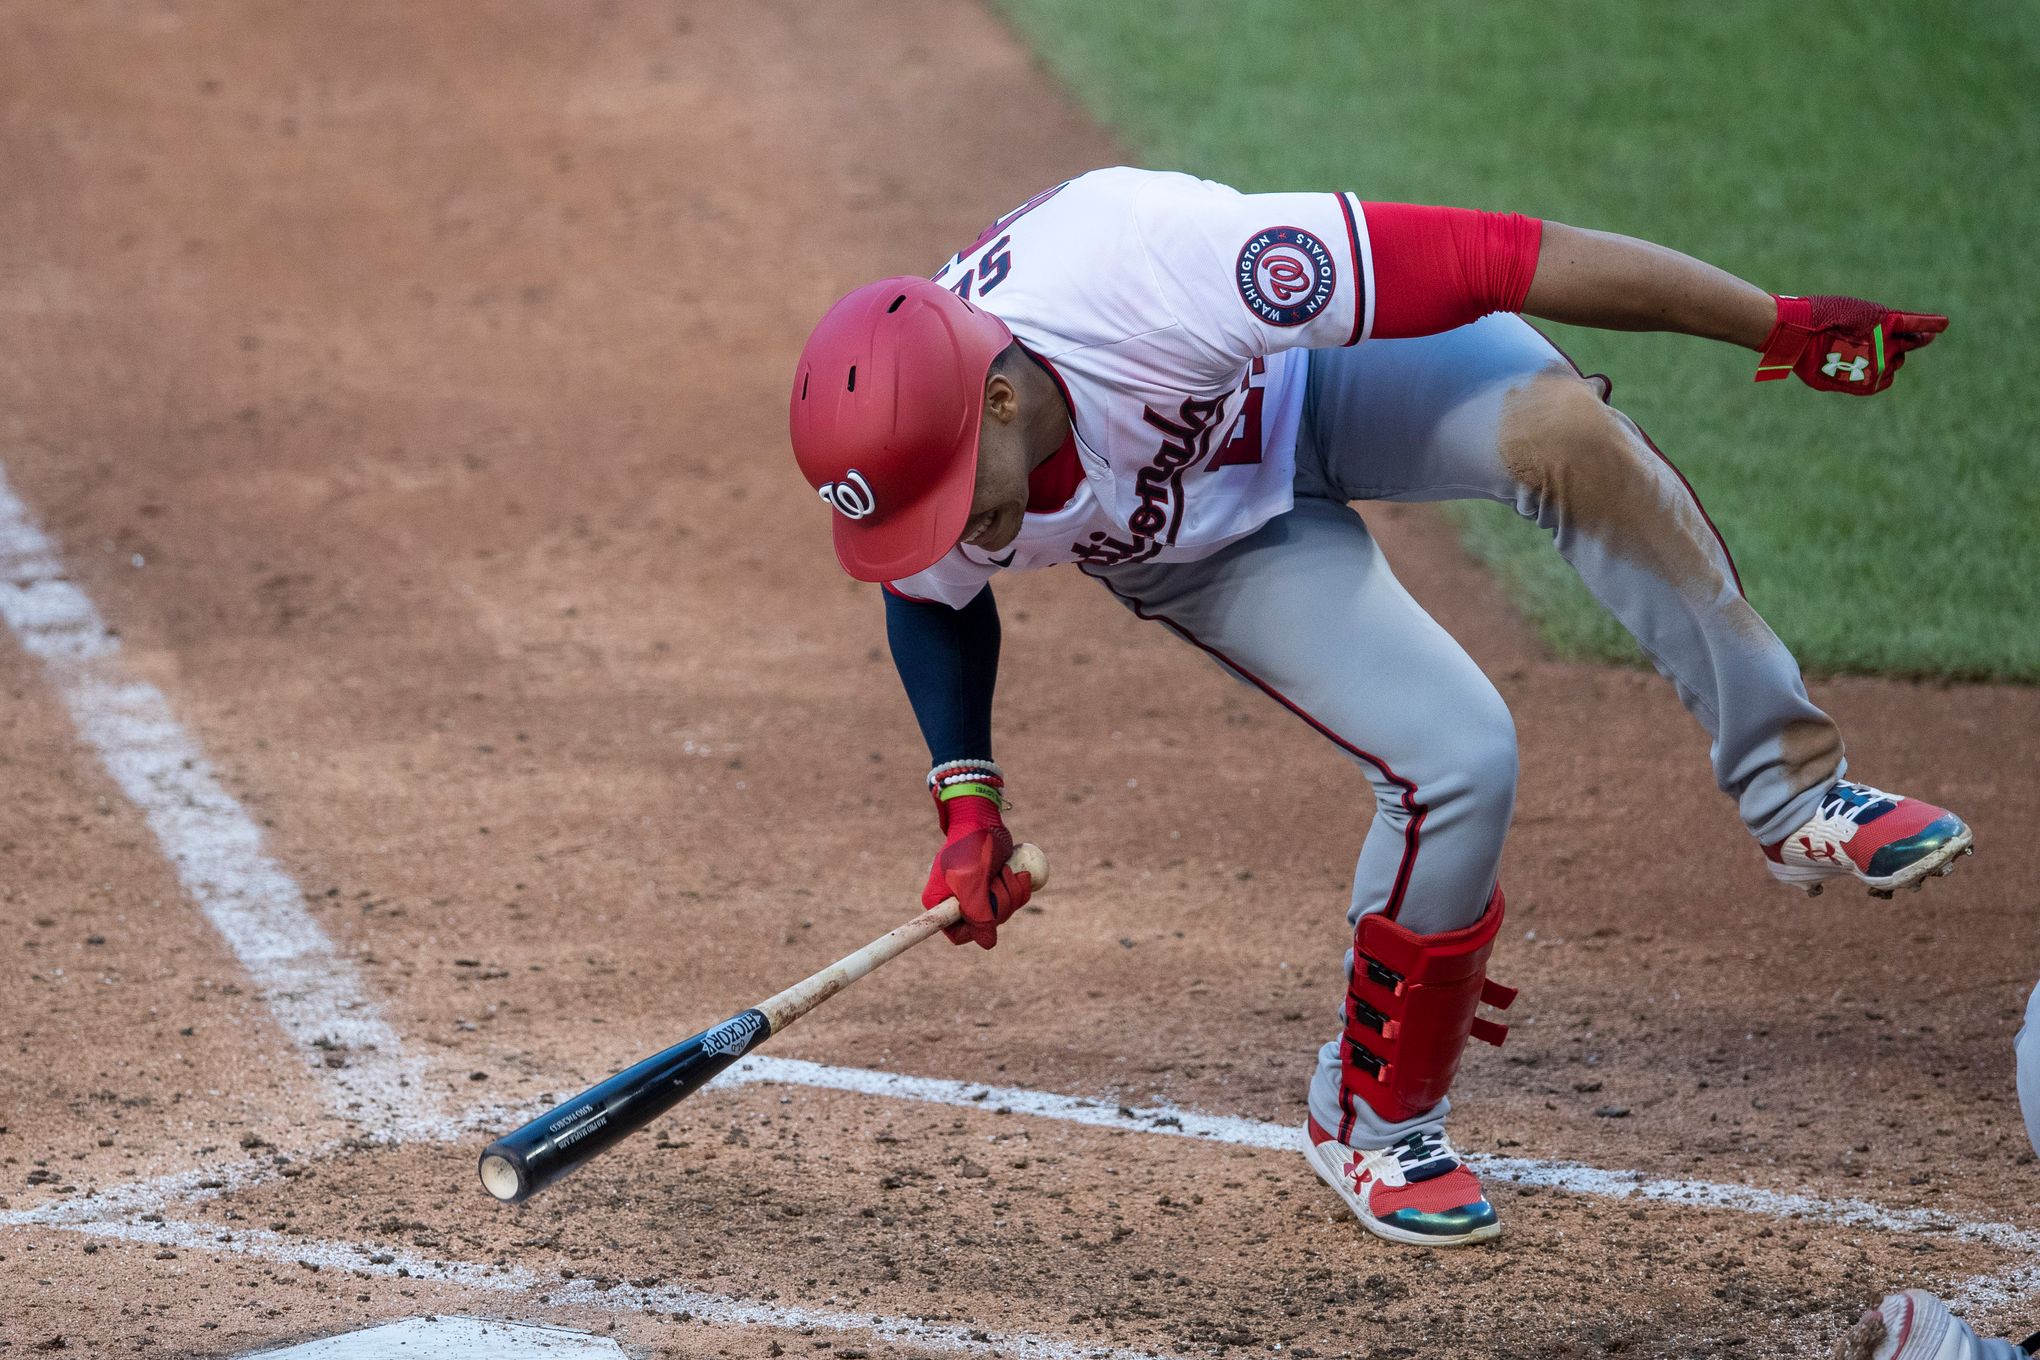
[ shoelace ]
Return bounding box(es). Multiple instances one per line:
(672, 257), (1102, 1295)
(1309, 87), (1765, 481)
(1821, 780), (1899, 824)
(1390, 1128), (1456, 1180)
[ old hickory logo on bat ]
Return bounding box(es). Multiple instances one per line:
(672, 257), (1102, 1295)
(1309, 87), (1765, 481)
(698, 1010), (766, 1059)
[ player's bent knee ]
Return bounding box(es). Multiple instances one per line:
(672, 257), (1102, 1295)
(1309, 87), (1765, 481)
(1502, 368), (1619, 438)
(1497, 370), (1737, 595)
(1464, 705), (1519, 796)
(1498, 370), (1654, 497)
(1364, 687), (1515, 834)
(1445, 692), (1519, 820)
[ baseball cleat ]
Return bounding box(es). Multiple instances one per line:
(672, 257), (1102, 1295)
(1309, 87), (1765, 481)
(1303, 1116), (1499, 1247)
(1765, 779), (1973, 899)
(1833, 1288), (2039, 1359)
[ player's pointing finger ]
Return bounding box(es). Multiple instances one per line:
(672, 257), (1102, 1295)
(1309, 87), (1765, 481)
(1887, 310), (1949, 350)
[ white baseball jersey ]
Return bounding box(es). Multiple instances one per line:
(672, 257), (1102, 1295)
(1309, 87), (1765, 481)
(890, 167), (1378, 608)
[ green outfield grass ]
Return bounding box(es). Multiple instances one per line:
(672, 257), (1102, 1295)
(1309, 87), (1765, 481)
(995, 0), (2040, 680)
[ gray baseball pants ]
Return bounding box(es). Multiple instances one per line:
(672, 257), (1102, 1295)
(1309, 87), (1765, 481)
(1088, 313), (1844, 1147)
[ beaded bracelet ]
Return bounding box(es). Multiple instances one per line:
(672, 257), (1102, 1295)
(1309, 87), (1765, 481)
(927, 759), (1005, 808)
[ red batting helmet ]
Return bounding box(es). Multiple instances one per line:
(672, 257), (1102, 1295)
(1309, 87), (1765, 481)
(789, 277), (1014, 582)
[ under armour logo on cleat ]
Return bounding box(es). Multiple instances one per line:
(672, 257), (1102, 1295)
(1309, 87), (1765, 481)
(1799, 837), (1840, 862)
(1821, 353), (1871, 382)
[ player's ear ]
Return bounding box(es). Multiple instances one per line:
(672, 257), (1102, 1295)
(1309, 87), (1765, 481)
(984, 370), (1021, 424)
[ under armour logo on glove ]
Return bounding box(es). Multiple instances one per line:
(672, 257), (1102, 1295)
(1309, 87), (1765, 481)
(1754, 294), (1947, 395)
(818, 470), (877, 519)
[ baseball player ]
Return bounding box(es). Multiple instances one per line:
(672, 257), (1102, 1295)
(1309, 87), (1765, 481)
(788, 168), (1973, 1247)
(1832, 978), (2040, 1358)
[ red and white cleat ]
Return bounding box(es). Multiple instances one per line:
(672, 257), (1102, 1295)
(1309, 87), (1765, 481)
(1834, 1289), (2039, 1359)
(1303, 1116), (1499, 1247)
(1766, 780), (1973, 899)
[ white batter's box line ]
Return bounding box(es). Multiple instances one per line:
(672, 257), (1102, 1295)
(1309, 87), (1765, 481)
(0, 1109), (530, 1231)
(1955, 1257), (2040, 1317)
(33, 1055), (2016, 1260)
(0, 1153), (278, 1228)
(1, 1062), (2032, 1333)
(0, 464), (442, 1136)
(29, 1214), (1197, 1360)
(41, 1053), (2028, 1258)
(2, 1156), (2028, 1353)
(0, 1099), (551, 1230)
(716, 1056), (2040, 1258)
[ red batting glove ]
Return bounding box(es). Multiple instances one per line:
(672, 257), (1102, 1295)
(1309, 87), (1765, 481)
(922, 779), (1032, 951)
(1754, 294), (1947, 395)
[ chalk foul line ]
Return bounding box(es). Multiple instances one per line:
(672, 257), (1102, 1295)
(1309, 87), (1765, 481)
(3, 1055), (2035, 1339)
(30, 1215), (1194, 1360)
(718, 1056), (2040, 1258)
(0, 463), (440, 1135)
(13, 1053), (2031, 1262)
(719, 1057), (2040, 1318)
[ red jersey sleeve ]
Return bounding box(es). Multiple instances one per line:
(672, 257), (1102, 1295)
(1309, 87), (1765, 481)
(1361, 203), (1543, 340)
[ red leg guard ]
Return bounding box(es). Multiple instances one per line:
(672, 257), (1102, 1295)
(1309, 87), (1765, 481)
(1340, 887), (1517, 1127)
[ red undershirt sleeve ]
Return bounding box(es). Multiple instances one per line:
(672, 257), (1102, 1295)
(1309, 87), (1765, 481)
(1360, 203), (1543, 341)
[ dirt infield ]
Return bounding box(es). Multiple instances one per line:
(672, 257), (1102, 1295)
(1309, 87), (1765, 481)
(3, 2), (2036, 1356)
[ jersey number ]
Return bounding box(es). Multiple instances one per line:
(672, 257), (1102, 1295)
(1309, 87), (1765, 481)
(947, 235), (1011, 303)
(937, 182), (1068, 302)
(1209, 358), (1267, 468)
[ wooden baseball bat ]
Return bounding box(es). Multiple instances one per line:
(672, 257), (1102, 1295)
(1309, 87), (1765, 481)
(477, 843), (1048, 1204)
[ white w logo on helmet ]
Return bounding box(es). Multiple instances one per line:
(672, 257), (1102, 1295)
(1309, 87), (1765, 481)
(819, 469), (878, 520)
(1822, 352), (1871, 382)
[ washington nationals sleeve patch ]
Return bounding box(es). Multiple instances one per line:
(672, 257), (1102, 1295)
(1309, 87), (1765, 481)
(1235, 225), (1337, 327)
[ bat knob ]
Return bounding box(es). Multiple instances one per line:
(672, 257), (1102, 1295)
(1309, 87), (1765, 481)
(1010, 842), (1049, 892)
(479, 1150), (529, 1203)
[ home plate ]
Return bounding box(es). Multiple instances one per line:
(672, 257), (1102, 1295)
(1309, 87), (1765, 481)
(243, 1316), (627, 1358)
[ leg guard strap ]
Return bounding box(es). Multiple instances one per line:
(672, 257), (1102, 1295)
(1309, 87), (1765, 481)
(1341, 887), (1516, 1126)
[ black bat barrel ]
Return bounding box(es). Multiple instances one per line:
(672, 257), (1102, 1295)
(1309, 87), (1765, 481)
(478, 1007), (771, 1204)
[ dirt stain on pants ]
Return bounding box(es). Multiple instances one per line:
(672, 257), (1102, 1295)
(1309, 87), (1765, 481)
(1497, 371), (1841, 802)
